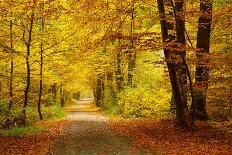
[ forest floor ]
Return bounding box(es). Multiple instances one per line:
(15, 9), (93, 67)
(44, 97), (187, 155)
(0, 99), (231, 155)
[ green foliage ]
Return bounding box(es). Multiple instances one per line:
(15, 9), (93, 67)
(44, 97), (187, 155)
(0, 100), (66, 129)
(43, 104), (67, 119)
(0, 127), (43, 137)
(26, 104), (67, 125)
(117, 87), (171, 118)
(214, 0), (231, 7)
(105, 52), (171, 119)
(0, 101), (21, 128)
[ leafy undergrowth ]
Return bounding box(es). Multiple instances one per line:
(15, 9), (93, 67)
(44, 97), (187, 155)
(0, 119), (70, 155)
(109, 119), (232, 155)
(0, 127), (44, 137)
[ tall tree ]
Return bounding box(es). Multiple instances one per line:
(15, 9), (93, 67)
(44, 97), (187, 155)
(21, 1), (36, 124)
(172, 0), (196, 127)
(9, 20), (14, 110)
(127, 1), (136, 87)
(157, 0), (188, 127)
(38, 1), (45, 120)
(193, 0), (213, 120)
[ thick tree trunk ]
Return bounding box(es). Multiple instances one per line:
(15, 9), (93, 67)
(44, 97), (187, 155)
(157, 0), (187, 127)
(172, 0), (189, 124)
(194, 0), (212, 120)
(9, 20), (14, 110)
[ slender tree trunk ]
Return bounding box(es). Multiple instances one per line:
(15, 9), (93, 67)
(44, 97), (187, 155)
(107, 71), (116, 104)
(115, 52), (123, 91)
(38, 2), (45, 120)
(157, 0), (187, 127)
(95, 74), (104, 107)
(22, 10), (35, 124)
(193, 0), (212, 120)
(128, 2), (136, 87)
(0, 82), (2, 95)
(60, 83), (65, 107)
(38, 49), (43, 120)
(51, 84), (57, 102)
(115, 2), (124, 92)
(9, 20), (14, 110)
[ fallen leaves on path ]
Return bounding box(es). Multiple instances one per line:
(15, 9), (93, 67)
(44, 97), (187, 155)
(108, 119), (232, 155)
(0, 119), (70, 155)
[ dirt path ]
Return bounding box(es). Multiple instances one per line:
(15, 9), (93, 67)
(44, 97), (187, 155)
(49, 99), (151, 155)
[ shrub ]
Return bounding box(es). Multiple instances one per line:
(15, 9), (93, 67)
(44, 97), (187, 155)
(42, 104), (67, 119)
(0, 101), (67, 129)
(117, 87), (171, 118)
(0, 101), (22, 128)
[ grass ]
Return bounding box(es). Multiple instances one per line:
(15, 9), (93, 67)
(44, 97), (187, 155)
(0, 102), (67, 137)
(0, 127), (44, 137)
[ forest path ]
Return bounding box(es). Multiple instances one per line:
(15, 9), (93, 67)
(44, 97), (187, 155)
(50, 99), (151, 155)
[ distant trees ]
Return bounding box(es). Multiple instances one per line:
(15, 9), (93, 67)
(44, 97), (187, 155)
(0, 0), (77, 127)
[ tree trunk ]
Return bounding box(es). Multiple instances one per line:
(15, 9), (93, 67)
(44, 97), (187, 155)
(107, 71), (116, 104)
(95, 74), (104, 107)
(38, 2), (45, 120)
(115, 52), (123, 91)
(22, 9), (35, 124)
(115, 3), (124, 92)
(194, 0), (212, 120)
(172, 0), (189, 124)
(60, 83), (65, 107)
(51, 84), (57, 102)
(9, 20), (14, 110)
(128, 2), (136, 87)
(157, 0), (187, 127)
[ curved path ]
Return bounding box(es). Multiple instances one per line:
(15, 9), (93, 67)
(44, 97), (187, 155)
(50, 99), (151, 155)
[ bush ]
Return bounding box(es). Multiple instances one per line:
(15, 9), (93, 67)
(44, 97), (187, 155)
(117, 87), (171, 118)
(0, 100), (67, 129)
(0, 101), (22, 128)
(42, 104), (67, 119)
(26, 104), (67, 125)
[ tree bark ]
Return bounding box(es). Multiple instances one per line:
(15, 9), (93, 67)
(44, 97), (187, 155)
(9, 20), (14, 110)
(38, 1), (45, 120)
(194, 0), (212, 120)
(95, 74), (104, 107)
(107, 71), (116, 104)
(60, 83), (65, 107)
(157, 0), (187, 127)
(22, 8), (35, 124)
(172, 0), (189, 124)
(115, 2), (124, 92)
(128, 2), (136, 87)
(115, 52), (123, 91)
